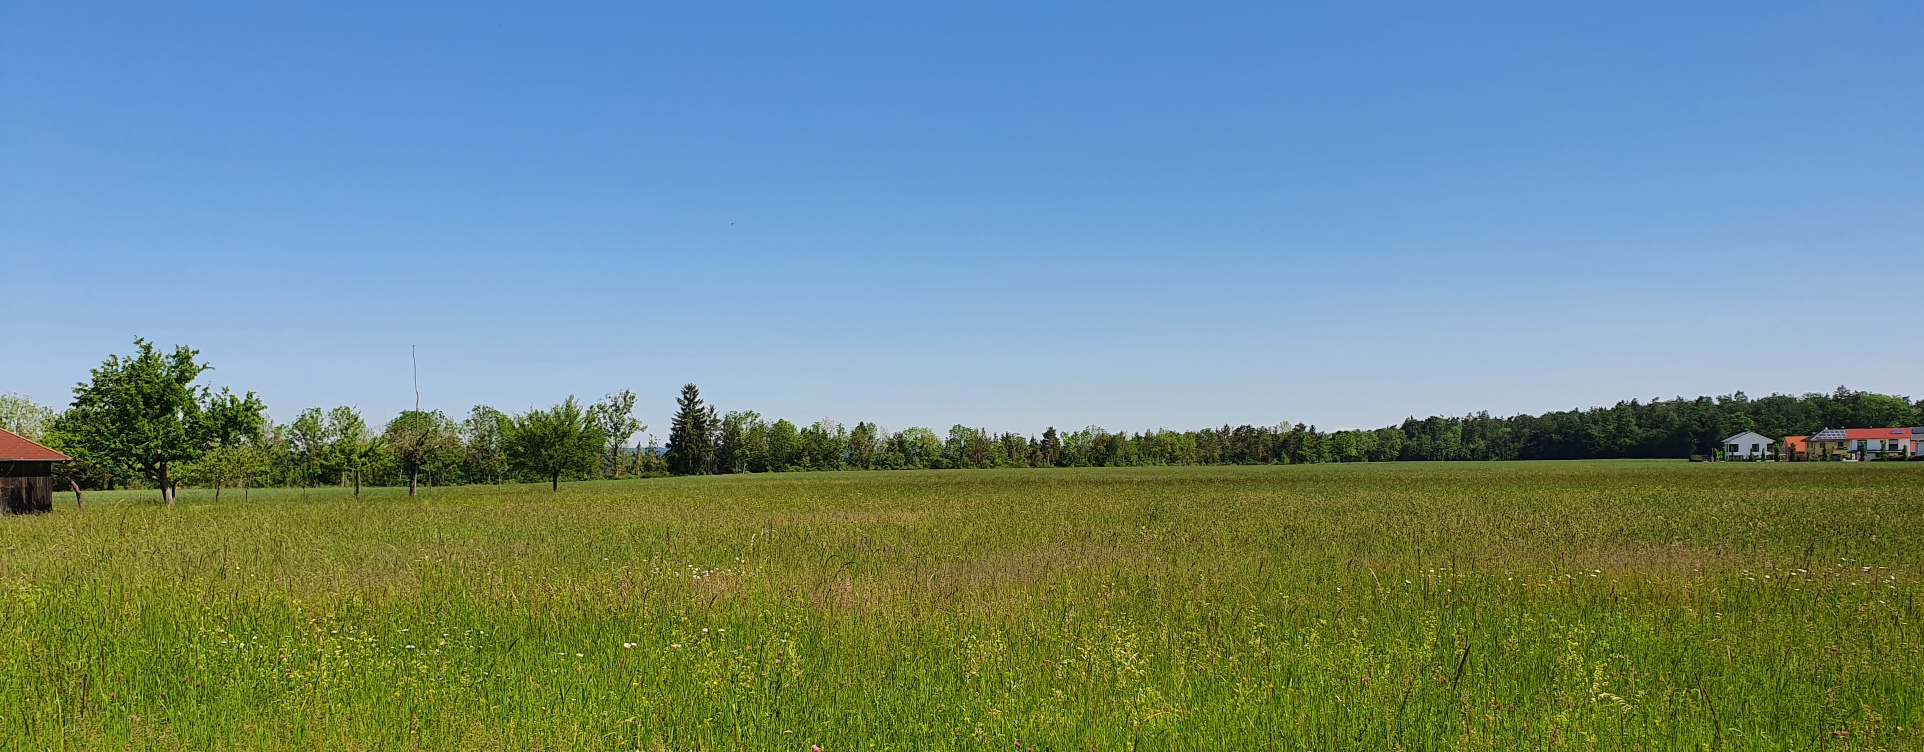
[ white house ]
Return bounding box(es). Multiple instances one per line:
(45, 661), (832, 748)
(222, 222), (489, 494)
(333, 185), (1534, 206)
(1722, 431), (1775, 460)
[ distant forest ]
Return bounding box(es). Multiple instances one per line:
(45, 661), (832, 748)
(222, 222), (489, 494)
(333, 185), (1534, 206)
(3, 341), (1920, 496)
(658, 384), (1923, 473)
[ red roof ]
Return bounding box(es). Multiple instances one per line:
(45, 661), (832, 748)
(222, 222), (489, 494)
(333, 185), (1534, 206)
(1843, 427), (1913, 440)
(0, 429), (68, 461)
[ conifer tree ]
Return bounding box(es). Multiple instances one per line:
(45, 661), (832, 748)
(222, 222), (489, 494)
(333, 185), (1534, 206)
(664, 384), (714, 475)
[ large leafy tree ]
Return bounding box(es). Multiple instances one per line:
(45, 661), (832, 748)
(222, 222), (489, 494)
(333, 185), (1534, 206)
(588, 390), (644, 479)
(326, 406), (381, 497)
(663, 384), (714, 476)
(0, 393), (56, 439)
(195, 389), (271, 501)
(714, 410), (755, 474)
(385, 409), (459, 496)
(765, 419), (800, 471)
(16, 392), (113, 509)
(461, 406), (510, 484)
(52, 339), (264, 506)
(288, 408), (329, 487)
(505, 397), (605, 491)
(846, 421), (880, 470)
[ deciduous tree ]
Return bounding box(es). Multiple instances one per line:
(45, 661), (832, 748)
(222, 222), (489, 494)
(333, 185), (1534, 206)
(462, 406), (510, 484)
(0, 393), (56, 440)
(326, 406), (381, 497)
(52, 340), (263, 506)
(386, 410), (459, 496)
(505, 397), (605, 491)
(589, 390), (643, 479)
(289, 408), (329, 488)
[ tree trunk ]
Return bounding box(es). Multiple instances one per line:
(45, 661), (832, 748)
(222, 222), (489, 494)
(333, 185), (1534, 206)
(215, 482), (222, 503)
(159, 463), (175, 506)
(354, 471), (361, 497)
(244, 476), (250, 503)
(68, 479), (83, 512)
(409, 472), (417, 497)
(552, 472), (559, 491)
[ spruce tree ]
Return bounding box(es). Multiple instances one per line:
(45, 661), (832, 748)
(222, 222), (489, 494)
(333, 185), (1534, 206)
(664, 384), (714, 475)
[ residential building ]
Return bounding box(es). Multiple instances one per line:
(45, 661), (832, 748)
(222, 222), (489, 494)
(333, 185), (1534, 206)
(1721, 431), (1774, 460)
(1807, 427), (1918, 461)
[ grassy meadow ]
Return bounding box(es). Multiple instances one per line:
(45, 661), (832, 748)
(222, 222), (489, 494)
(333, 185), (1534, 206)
(1, 461), (1920, 751)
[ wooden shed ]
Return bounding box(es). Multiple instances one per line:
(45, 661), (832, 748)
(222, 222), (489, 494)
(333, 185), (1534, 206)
(0, 428), (68, 514)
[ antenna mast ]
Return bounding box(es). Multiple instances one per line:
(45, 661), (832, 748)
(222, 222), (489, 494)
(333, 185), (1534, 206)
(412, 345), (420, 412)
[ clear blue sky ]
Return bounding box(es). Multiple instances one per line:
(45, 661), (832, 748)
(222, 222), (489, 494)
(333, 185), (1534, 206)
(4, 2), (1920, 437)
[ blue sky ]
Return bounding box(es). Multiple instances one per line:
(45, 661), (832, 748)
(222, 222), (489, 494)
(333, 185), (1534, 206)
(4, 2), (1920, 437)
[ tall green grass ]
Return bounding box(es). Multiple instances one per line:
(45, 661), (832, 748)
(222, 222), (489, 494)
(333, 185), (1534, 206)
(1, 461), (1919, 750)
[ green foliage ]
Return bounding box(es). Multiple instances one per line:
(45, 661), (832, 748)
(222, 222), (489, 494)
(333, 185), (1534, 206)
(37, 340), (1921, 493)
(663, 384), (714, 476)
(588, 390), (644, 479)
(179, 443), (271, 500)
(326, 406), (381, 496)
(461, 406), (510, 484)
(714, 410), (755, 475)
(48, 339), (264, 504)
(847, 421), (880, 470)
(4, 463), (1921, 749)
(385, 410), (461, 495)
(698, 387), (1918, 473)
(1399, 387), (1924, 461)
(505, 397), (606, 490)
(0, 392), (57, 440)
(891, 426), (944, 468)
(287, 408), (330, 487)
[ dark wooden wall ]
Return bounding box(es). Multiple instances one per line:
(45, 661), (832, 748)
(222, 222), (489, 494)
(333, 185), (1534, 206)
(1, 476), (53, 514)
(1, 461), (53, 479)
(1, 462), (54, 513)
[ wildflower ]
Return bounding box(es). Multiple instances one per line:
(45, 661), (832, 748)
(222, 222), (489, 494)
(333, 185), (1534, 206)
(623, 643), (636, 649)
(576, 653), (585, 658)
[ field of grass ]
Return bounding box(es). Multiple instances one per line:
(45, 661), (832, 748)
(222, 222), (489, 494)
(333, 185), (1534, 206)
(1, 461), (1920, 751)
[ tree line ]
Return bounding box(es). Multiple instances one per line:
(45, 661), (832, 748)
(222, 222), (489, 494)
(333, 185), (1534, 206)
(0, 341), (659, 504)
(655, 384), (1922, 473)
(3, 341), (1920, 501)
